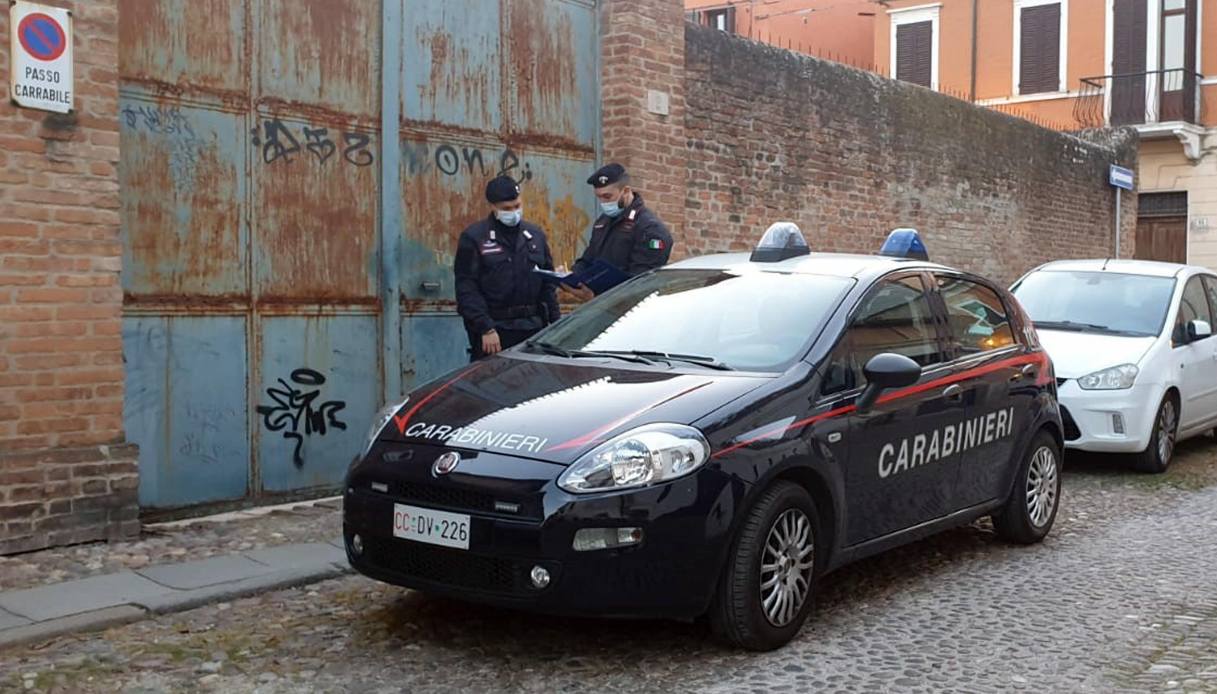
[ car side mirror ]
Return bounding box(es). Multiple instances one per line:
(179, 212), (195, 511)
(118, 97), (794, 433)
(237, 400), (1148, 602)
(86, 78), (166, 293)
(1188, 319), (1212, 341)
(856, 353), (922, 413)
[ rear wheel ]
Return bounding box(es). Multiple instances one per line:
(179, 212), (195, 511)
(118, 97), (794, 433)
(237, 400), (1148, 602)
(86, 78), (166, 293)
(710, 481), (818, 651)
(992, 431), (1061, 544)
(1130, 396), (1177, 474)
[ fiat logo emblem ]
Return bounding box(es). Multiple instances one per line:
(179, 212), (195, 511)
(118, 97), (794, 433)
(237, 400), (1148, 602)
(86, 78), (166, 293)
(433, 452), (460, 476)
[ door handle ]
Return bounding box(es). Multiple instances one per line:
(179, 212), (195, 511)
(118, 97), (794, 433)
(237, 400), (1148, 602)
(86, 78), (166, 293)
(943, 384), (964, 400)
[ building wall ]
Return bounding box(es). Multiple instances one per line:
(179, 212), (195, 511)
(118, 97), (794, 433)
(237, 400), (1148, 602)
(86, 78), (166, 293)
(0, 0), (138, 554)
(683, 24), (1139, 285)
(686, 0), (875, 67)
(1140, 135), (1217, 269)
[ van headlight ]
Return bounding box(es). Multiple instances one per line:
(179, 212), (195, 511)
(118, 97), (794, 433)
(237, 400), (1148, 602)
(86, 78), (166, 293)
(1077, 364), (1139, 390)
(557, 424), (710, 494)
(361, 399), (407, 458)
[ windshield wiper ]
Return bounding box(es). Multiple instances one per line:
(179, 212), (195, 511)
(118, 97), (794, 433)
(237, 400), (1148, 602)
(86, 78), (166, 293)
(1034, 320), (1113, 332)
(605, 350), (735, 371)
(525, 341), (655, 364)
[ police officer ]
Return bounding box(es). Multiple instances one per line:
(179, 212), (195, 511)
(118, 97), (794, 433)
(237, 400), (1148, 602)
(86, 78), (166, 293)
(559, 163), (673, 302)
(455, 175), (560, 360)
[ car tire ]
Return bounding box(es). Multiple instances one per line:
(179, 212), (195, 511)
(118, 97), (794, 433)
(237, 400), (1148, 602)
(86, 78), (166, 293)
(1130, 396), (1178, 474)
(992, 431), (1061, 545)
(710, 481), (819, 651)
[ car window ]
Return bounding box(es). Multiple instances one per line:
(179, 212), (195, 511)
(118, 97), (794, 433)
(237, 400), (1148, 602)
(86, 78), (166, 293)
(822, 275), (942, 395)
(1175, 276), (1213, 344)
(1202, 276), (1217, 322)
(1012, 270), (1175, 337)
(936, 275), (1017, 356)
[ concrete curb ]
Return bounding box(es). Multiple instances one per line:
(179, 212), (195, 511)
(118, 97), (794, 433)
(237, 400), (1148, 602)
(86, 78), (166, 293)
(0, 541), (352, 650)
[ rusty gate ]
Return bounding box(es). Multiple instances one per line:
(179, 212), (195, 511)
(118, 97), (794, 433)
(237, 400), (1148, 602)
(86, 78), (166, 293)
(118, 0), (600, 511)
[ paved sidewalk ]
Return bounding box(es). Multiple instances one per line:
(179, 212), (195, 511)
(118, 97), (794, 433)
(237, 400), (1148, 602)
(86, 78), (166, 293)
(0, 538), (351, 649)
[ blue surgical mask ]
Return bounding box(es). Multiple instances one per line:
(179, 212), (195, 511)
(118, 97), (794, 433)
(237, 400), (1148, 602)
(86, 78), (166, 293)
(495, 208), (522, 227)
(601, 200), (624, 217)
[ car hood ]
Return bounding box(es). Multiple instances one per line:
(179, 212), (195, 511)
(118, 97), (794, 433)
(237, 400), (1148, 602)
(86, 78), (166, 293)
(379, 355), (770, 465)
(1037, 329), (1157, 379)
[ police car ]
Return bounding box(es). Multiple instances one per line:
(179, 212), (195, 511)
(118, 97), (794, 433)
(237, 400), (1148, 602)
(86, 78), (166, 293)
(344, 225), (1063, 650)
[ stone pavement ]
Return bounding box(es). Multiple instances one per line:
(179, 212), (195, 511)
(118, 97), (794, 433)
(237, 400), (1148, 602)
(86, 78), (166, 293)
(0, 538), (351, 649)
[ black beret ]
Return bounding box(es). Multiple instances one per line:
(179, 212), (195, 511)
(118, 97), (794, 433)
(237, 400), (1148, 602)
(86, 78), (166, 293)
(587, 163), (627, 187)
(485, 175), (520, 204)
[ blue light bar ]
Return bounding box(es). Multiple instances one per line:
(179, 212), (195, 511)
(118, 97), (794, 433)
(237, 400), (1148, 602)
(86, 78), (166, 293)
(879, 228), (929, 261)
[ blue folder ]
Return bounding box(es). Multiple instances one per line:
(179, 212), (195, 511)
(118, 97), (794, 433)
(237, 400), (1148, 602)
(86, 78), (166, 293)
(533, 259), (629, 295)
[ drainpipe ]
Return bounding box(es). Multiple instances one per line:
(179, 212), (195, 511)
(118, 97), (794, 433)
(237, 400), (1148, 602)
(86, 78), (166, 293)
(969, 0), (978, 101)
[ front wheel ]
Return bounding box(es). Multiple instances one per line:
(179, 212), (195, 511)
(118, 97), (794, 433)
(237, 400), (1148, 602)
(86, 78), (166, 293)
(1130, 396), (1178, 474)
(992, 431), (1061, 544)
(710, 481), (819, 651)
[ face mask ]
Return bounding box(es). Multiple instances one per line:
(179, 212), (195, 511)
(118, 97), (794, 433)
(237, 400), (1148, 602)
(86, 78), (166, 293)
(601, 197), (624, 217)
(495, 208), (522, 227)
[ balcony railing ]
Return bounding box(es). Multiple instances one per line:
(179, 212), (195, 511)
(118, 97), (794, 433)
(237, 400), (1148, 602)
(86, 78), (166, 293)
(1074, 69), (1205, 128)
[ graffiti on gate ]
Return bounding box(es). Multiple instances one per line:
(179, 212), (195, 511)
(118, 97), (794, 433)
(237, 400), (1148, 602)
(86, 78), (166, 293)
(120, 105), (206, 195)
(402, 142), (533, 183)
(256, 368), (348, 468)
(252, 118), (375, 167)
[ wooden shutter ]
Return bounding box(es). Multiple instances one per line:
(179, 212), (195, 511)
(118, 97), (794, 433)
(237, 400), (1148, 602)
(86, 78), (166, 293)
(1111, 0), (1148, 124)
(1019, 3), (1061, 95)
(896, 21), (932, 88)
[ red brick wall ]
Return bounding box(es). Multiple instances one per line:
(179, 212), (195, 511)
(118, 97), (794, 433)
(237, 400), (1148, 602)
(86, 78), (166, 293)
(0, 0), (137, 554)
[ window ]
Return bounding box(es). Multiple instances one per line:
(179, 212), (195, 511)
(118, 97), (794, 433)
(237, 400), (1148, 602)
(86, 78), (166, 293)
(822, 276), (942, 395)
(936, 276), (1016, 356)
(1015, 0), (1066, 95)
(1174, 276), (1212, 344)
(704, 7), (735, 34)
(890, 5), (939, 90)
(1012, 270), (1175, 337)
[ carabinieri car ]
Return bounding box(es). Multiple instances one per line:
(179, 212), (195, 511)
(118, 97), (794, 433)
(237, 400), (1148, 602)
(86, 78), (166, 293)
(344, 225), (1063, 650)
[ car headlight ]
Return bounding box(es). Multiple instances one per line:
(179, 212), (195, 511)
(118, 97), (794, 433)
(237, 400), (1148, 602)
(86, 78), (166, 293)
(361, 399), (407, 457)
(1077, 364), (1139, 390)
(557, 423), (710, 494)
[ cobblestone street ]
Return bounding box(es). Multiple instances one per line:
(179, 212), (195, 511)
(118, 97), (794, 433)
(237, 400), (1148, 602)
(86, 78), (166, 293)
(5, 442), (1217, 693)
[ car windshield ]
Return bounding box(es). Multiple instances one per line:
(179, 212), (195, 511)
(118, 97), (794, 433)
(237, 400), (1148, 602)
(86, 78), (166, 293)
(531, 269), (854, 372)
(1012, 270), (1175, 337)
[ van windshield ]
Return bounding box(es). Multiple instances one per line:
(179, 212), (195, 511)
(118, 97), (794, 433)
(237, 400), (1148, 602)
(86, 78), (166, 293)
(1012, 270), (1175, 337)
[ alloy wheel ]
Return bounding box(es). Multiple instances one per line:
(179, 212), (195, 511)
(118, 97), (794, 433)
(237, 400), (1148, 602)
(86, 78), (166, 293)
(759, 508), (814, 627)
(1026, 445), (1059, 528)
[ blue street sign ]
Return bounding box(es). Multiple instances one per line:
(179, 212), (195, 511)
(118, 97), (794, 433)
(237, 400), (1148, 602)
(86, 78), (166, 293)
(1109, 165), (1135, 191)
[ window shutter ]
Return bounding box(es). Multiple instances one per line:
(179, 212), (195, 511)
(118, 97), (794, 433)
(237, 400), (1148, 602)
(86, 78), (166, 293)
(1019, 3), (1061, 95)
(896, 21), (933, 88)
(726, 6), (736, 34)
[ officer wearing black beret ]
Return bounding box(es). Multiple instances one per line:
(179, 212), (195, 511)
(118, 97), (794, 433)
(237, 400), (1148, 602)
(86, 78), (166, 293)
(559, 163), (674, 302)
(454, 175), (560, 360)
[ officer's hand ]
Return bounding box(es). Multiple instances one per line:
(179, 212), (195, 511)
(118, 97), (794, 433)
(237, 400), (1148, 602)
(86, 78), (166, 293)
(558, 283), (595, 303)
(482, 330), (502, 355)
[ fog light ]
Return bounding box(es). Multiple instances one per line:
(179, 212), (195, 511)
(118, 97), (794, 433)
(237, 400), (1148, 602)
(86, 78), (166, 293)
(1112, 413), (1126, 435)
(350, 534), (363, 557)
(530, 565), (551, 589)
(572, 527), (643, 552)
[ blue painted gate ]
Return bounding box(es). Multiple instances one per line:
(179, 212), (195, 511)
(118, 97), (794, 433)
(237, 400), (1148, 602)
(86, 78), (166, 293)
(118, 0), (600, 511)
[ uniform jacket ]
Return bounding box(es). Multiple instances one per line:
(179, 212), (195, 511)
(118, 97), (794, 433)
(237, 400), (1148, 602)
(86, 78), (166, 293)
(454, 216), (561, 335)
(573, 193), (672, 281)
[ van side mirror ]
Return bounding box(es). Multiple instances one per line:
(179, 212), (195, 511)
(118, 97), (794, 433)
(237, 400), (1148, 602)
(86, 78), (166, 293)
(856, 353), (922, 413)
(1188, 319), (1212, 342)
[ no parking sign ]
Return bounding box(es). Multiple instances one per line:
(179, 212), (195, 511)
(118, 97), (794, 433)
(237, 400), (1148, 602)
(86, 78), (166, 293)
(8, 1), (73, 113)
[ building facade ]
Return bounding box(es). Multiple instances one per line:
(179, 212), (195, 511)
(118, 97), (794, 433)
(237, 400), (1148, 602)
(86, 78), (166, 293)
(685, 0), (877, 65)
(875, 0), (1217, 268)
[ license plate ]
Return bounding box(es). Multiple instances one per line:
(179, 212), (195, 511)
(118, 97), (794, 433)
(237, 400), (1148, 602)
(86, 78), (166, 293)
(392, 503), (470, 550)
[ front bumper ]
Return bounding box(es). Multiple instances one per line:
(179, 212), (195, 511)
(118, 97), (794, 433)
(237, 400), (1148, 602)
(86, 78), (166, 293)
(343, 443), (739, 620)
(1057, 380), (1160, 453)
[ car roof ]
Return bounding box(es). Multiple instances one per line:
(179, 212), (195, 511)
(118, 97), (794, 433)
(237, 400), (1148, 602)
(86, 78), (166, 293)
(1029, 258), (1204, 278)
(665, 251), (953, 280)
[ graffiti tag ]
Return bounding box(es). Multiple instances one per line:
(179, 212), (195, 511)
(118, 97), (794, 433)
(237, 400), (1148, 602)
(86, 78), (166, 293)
(256, 368), (348, 468)
(121, 105), (205, 195)
(402, 142), (533, 182)
(252, 118), (375, 168)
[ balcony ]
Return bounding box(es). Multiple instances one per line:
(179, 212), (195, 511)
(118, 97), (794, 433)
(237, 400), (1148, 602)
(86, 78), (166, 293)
(1075, 69), (1206, 159)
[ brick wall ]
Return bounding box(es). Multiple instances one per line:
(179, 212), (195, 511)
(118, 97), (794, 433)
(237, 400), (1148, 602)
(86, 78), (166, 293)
(681, 25), (1138, 285)
(0, 0), (137, 554)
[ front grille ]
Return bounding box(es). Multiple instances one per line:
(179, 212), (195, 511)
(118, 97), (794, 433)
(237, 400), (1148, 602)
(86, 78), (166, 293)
(1057, 377), (1068, 387)
(398, 483), (496, 514)
(364, 536), (528, 594)
(1060, 405), (1081, 441)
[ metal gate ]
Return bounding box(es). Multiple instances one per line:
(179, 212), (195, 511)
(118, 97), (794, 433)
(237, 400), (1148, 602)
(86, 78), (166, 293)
(118, 0), (600, 511)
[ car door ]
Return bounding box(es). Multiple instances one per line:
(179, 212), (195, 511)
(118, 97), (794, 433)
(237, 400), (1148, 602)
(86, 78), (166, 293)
(822, 272), (967, 546)
(933, 272), (1029, 508)
(1177, 274), (1217, 431)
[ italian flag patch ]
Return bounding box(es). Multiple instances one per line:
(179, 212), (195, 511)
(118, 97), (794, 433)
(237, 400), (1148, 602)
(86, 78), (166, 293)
(648, 239), (665, 250)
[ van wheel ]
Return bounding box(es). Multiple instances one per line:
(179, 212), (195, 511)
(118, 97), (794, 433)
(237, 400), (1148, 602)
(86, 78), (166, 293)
(710, 481), (818, 651)
(992, 431), (1061, 544)
(1130, 396), (1177, 474)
